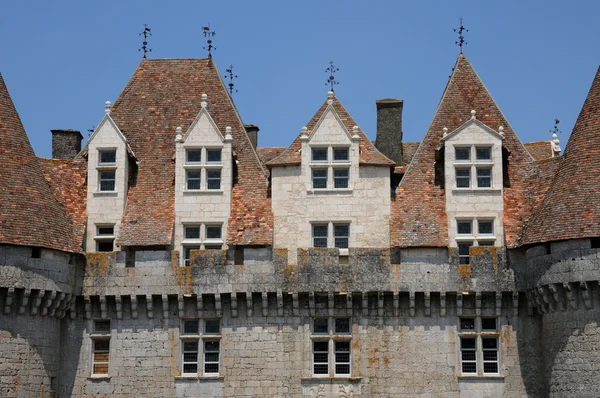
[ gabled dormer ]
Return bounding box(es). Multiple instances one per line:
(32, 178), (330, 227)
(174, 94), (233, 265)
(443, 110), (505, 261)
(85, 101), (137, 252)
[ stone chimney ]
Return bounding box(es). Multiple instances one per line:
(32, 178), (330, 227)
(375, 99), (403, 165)
(244, 124), (259, 150)
(51, 129), (83, 160)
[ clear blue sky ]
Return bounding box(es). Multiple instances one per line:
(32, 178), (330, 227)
(1, 1), (598, 158)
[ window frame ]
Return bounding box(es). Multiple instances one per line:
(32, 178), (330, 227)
(453, 145), (495, 190)
(312, 224), (329, 248)
(309, 145), (352, 191)
(180, 318), (222, 377)
(312, 168), (328, 190)
(94, 224), (115, 252)
(183, 146), (224, 192)
(456, 219), (497, 262)
(312, 222), (351, 249)
(311, 317), (352, 377)
(90, 319), (111, 377)
(181, 223), (224, 266)
(458, 317), (500, 376)
(98, 149), (117, 165)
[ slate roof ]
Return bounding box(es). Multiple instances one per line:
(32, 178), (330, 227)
(392, 54), (534, 248)
(109, 58), (272, 247)
(524, 141), (554, 161)
(521, 66), (600, 245)
(266, 95), (395, 167)
(0, 73), (82, 253)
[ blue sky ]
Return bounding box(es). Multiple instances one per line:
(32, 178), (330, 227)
(1, 1), (598, 158)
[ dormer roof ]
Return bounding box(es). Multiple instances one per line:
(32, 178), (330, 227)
(0, 73), (82, 253)
(266, 93), (394, 167)
(522, 66), (600, 245)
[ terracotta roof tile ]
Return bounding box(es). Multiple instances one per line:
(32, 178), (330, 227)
(0, 73), (81, 253)
(266, 95), (394, 167)
(256, 147), (286, 166)
(109, 58), (272, 247)
(521, 66), (600, 245)
(394, 142), (421, 174)
(392, 54), (534, 248)
(524, 141), (554, 161)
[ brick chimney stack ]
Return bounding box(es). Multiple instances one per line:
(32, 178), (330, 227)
(51, 129), (83, 159)
(244, 124), (259, 150)
(375, 99), (403, 165)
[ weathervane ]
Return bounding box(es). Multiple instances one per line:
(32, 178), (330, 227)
(454, 17), (468, 53)
(203, 25), (216, 56)
(550, 119), (561, 135)
(139, 24), (152, 58)
(224, 65), (238, 95)
(325, 60), (339, 91)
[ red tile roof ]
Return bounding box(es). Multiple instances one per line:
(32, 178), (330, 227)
(0, 73), (82, 253)
(393, 142), (421, 174)
(521, 66), (600, 245)
(266, 95), (395, 167)
(524, 141), (554, 161)
(257, 147), (286, 166)
(392, 54), (534, 248)
(109, 58), (272, 247)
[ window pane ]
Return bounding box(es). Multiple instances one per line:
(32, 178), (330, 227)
(313, 225), (328, 248)
(207, 170), (221, 190)
(99, 171), (115, 191)
(314, 364), (328, 374)
(93, 363), (109, 374)
(313, 341), (329, 351)
(478, 221), (493, 235)
(335, 363), (350, 375)
(482, 318), (497, 331)
(333, 148), (349, 161)
(204, 363), (219, 374)
(460, 318), (475, 331)
(483, 362), (498, 373)
(477, 168), (492, 188)
(183, 320), (199, 334)
(206, 226), (222, 240)
(94, 339), (110, 351)
(314, 318), (329, 334)
(97, 240), (114, 252)
(457, 221), (472, 235)
(100, 150), (116, 164)
(205, 340), (220, 352)
(183, 363), (198, 374)
(312, 169), (327, 189)
(204, 244), (222, 250)
(185, 226), (200, 240)
(312, 148), (328, 161)
(476, 147), (491, 160)
(334, 318), (350, 334)
(462, 362), (477, 373)
(334, 224), (349, 248)
(482, 338), (498, 349)
(455, 148), (470, 161)
(183, 341), (199, 352)
(206, 149), (222, 162)
(184, 246), (200, 266)
(186, 150), (201, 163)
(94, 320), (111, 333)
(483, 351), (498, 361)
(335, 341), (350, 352)
(461, 351), (476, 361)
(205, 320), (221, 334)
(187, 171), (201, 190)
(183, 352), (198, 362)
(97, 226), (114, 236)
(456, 168), (470, 188)
(334, 168), (349, 189)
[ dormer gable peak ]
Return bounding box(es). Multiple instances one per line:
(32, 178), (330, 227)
(441, 117), (504, 142)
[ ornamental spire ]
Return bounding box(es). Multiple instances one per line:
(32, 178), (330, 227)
(138, 24), (152, 59)
(224, 65), (238, 95)
(325, 60), (339, 91)
(454, 17), (468, 53)
(203, 25), (216, 56)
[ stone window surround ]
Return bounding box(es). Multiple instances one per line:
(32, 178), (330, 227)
(184, 147), (223, 192)
(180, 318), (222, 377)
(456, 218), (496, 264)
(454, 145), (494, 190)
(311, 317), (352, 377)
(311, 221), (351, 253)
(458, 317), (501, 377)
(97, 147), (117, 192)
(181, 223), (224, 266)
(94, 224), (115, 252)
(309, 145), (352, 191)
(90, 319), (111, 377)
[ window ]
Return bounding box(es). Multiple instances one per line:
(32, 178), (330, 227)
(312, 318), (352, 377)
(478, 220), (493, 235)
(476, 147), (491, 161)
(180, 319), (221, 376)
(181, 224), (224, 265)
(312, 169), (328, 189)
(99, 170), (116, 191)
(476, 168), (492, 188)
(312, 148), (328, 162)
(459, 317), (500, 376)
(458, 242), (472, 265)
(457, 220), (472, 235)
(333, 169), (349, 189)
(334, 224), (349, 248)
(99, 150), (116, 164)
(184, 147), (224, 191)
(333, 148), (349, 161)
(313, 224), (328, 248)
(456, 219), (496, 262)
(97, 149), (117, 192)
(456, 168), (470, 188)
(91, 320), (111, 376)
(95, 225), (115, 252)
(455, 147), (470, 161)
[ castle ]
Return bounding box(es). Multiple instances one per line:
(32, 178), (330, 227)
(1, 49), (599, 397)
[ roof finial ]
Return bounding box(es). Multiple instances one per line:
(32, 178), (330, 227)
(470, 109), (476, 120)
(201, 94), (208, 108)
(443, 127), (448, 137)
(327, 90), (334, 105)
(105, 101), (112, 115)
(203, 25), (216, 56)
(352, 126), (360, 140)
(498, 126), (504, 136)
(300, 126), (309, 141)
(224, 65), (238, 95)
(551, 119), (561, 155)
(175, 126), (183, 143)
(225, 126), (233, 142)
(138, 24), (152, 59)
(454, 17), (468, 53)
(325, 60), (339, 91)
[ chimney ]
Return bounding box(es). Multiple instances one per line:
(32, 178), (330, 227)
(51, 129), (83, 160)
(244, 124), (259, 150)
(375, 99), (403, 165)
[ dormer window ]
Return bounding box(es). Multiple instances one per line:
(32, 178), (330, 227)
(95, 225), (115, 252)
(99, 171), (116, 191)
(454, 146), (494, 189)
(99, 150), (116, 164)
(310, 146), (352, 191)
(476, 168), (492, 188)
(476, 147), (491, 161)
(455, 147), (470, 161)
(186, 150), (202, 164)
(186, 171), (201, 190)
(181, 223), (223, 265)
(333, 148), (349, 161)
(312, 148), (328, 162)
(312, 169), (328, 189)
(206, 149), (222, 163)
(97, 149), (117, 192)
(184, 148), (223, 191)
(334, 169), (349, 189)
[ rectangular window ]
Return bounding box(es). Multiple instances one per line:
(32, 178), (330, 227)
(334, 224), (349, 249)
(333, 148), (349, 161)
(458, 242), (472, 265)
(312, 318), (352, 377)
(99, 150), (116, 164)
(456, 168), (470, 188)
(457, 221), (472, 235)
(186, 149), (202, 164)
(91, 320), (110, 376)
(455, 147), (471, 161)
(185, 226), (201, 240)
(95, 225), (115, 252)
(99, 170), (116, 191)
(460, 338), (477, 374)
(206, 170), (221, 190)
(478, 220), (493, 235)
(313, 224), (328, 248)
(312, 169), (328, 189)
(476, 168), (492, 188)
(312, 148), (328, 162)
(183, 246), (200, 266)
(482, 338), (499, 373)
(476, 147), (492, 161)
(206, 149), (222, 163)
(181, 224), (223, 265)
(459, 317), (500, 376)
(333, 169), (349, 189)
(186, 170), (201, 190)
(180, 319), (221, 376)
(205, 225), (222, 240)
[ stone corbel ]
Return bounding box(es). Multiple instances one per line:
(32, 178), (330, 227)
(531, 288), (546, 314)
(31, 290), (43, 316)
(346, 293), (353, 316)
(580, 282), (593, 309)
(409, 292), (415, 317)
(292, 293), (299, 316)
(549, 284), (565, 311)
(146, 295), (154, 319)
(393, 292), (400, 317)
(378, 292), (385, 318)
(56, 293), (71, 318)
(231, 293), (238, 318)
(563, 283), (578, 310)
(457, 293), (463, 316)
(162, 294), (169, 320)
(70, 296), (77, 320)
(475, 292), (482, 316)
(18, 289), (31, 315)
(362, 292), (368, 317)
(131, 295), (138, 319)
(3, 288), (14, 315)
(215, 294), (222, 317)
(246, 293), (253, 318)
(308, 292), (315, 316)
(512, 292), (519, 316)
(538, 286), (554, 312)
(48, 292), (65, 317)
(84, 296), (92, 319)
(197, 294), (204, 318)
(328, 292), (335, 317)
(424, 292), (431, 317)
(261, 292), (268, 317)
(495, 292), (502, 317)
(99, 295), (107, 319)
(440, 292), (447, 317)
(277, 291), (284, 317)
(41, 291), (57, 317)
